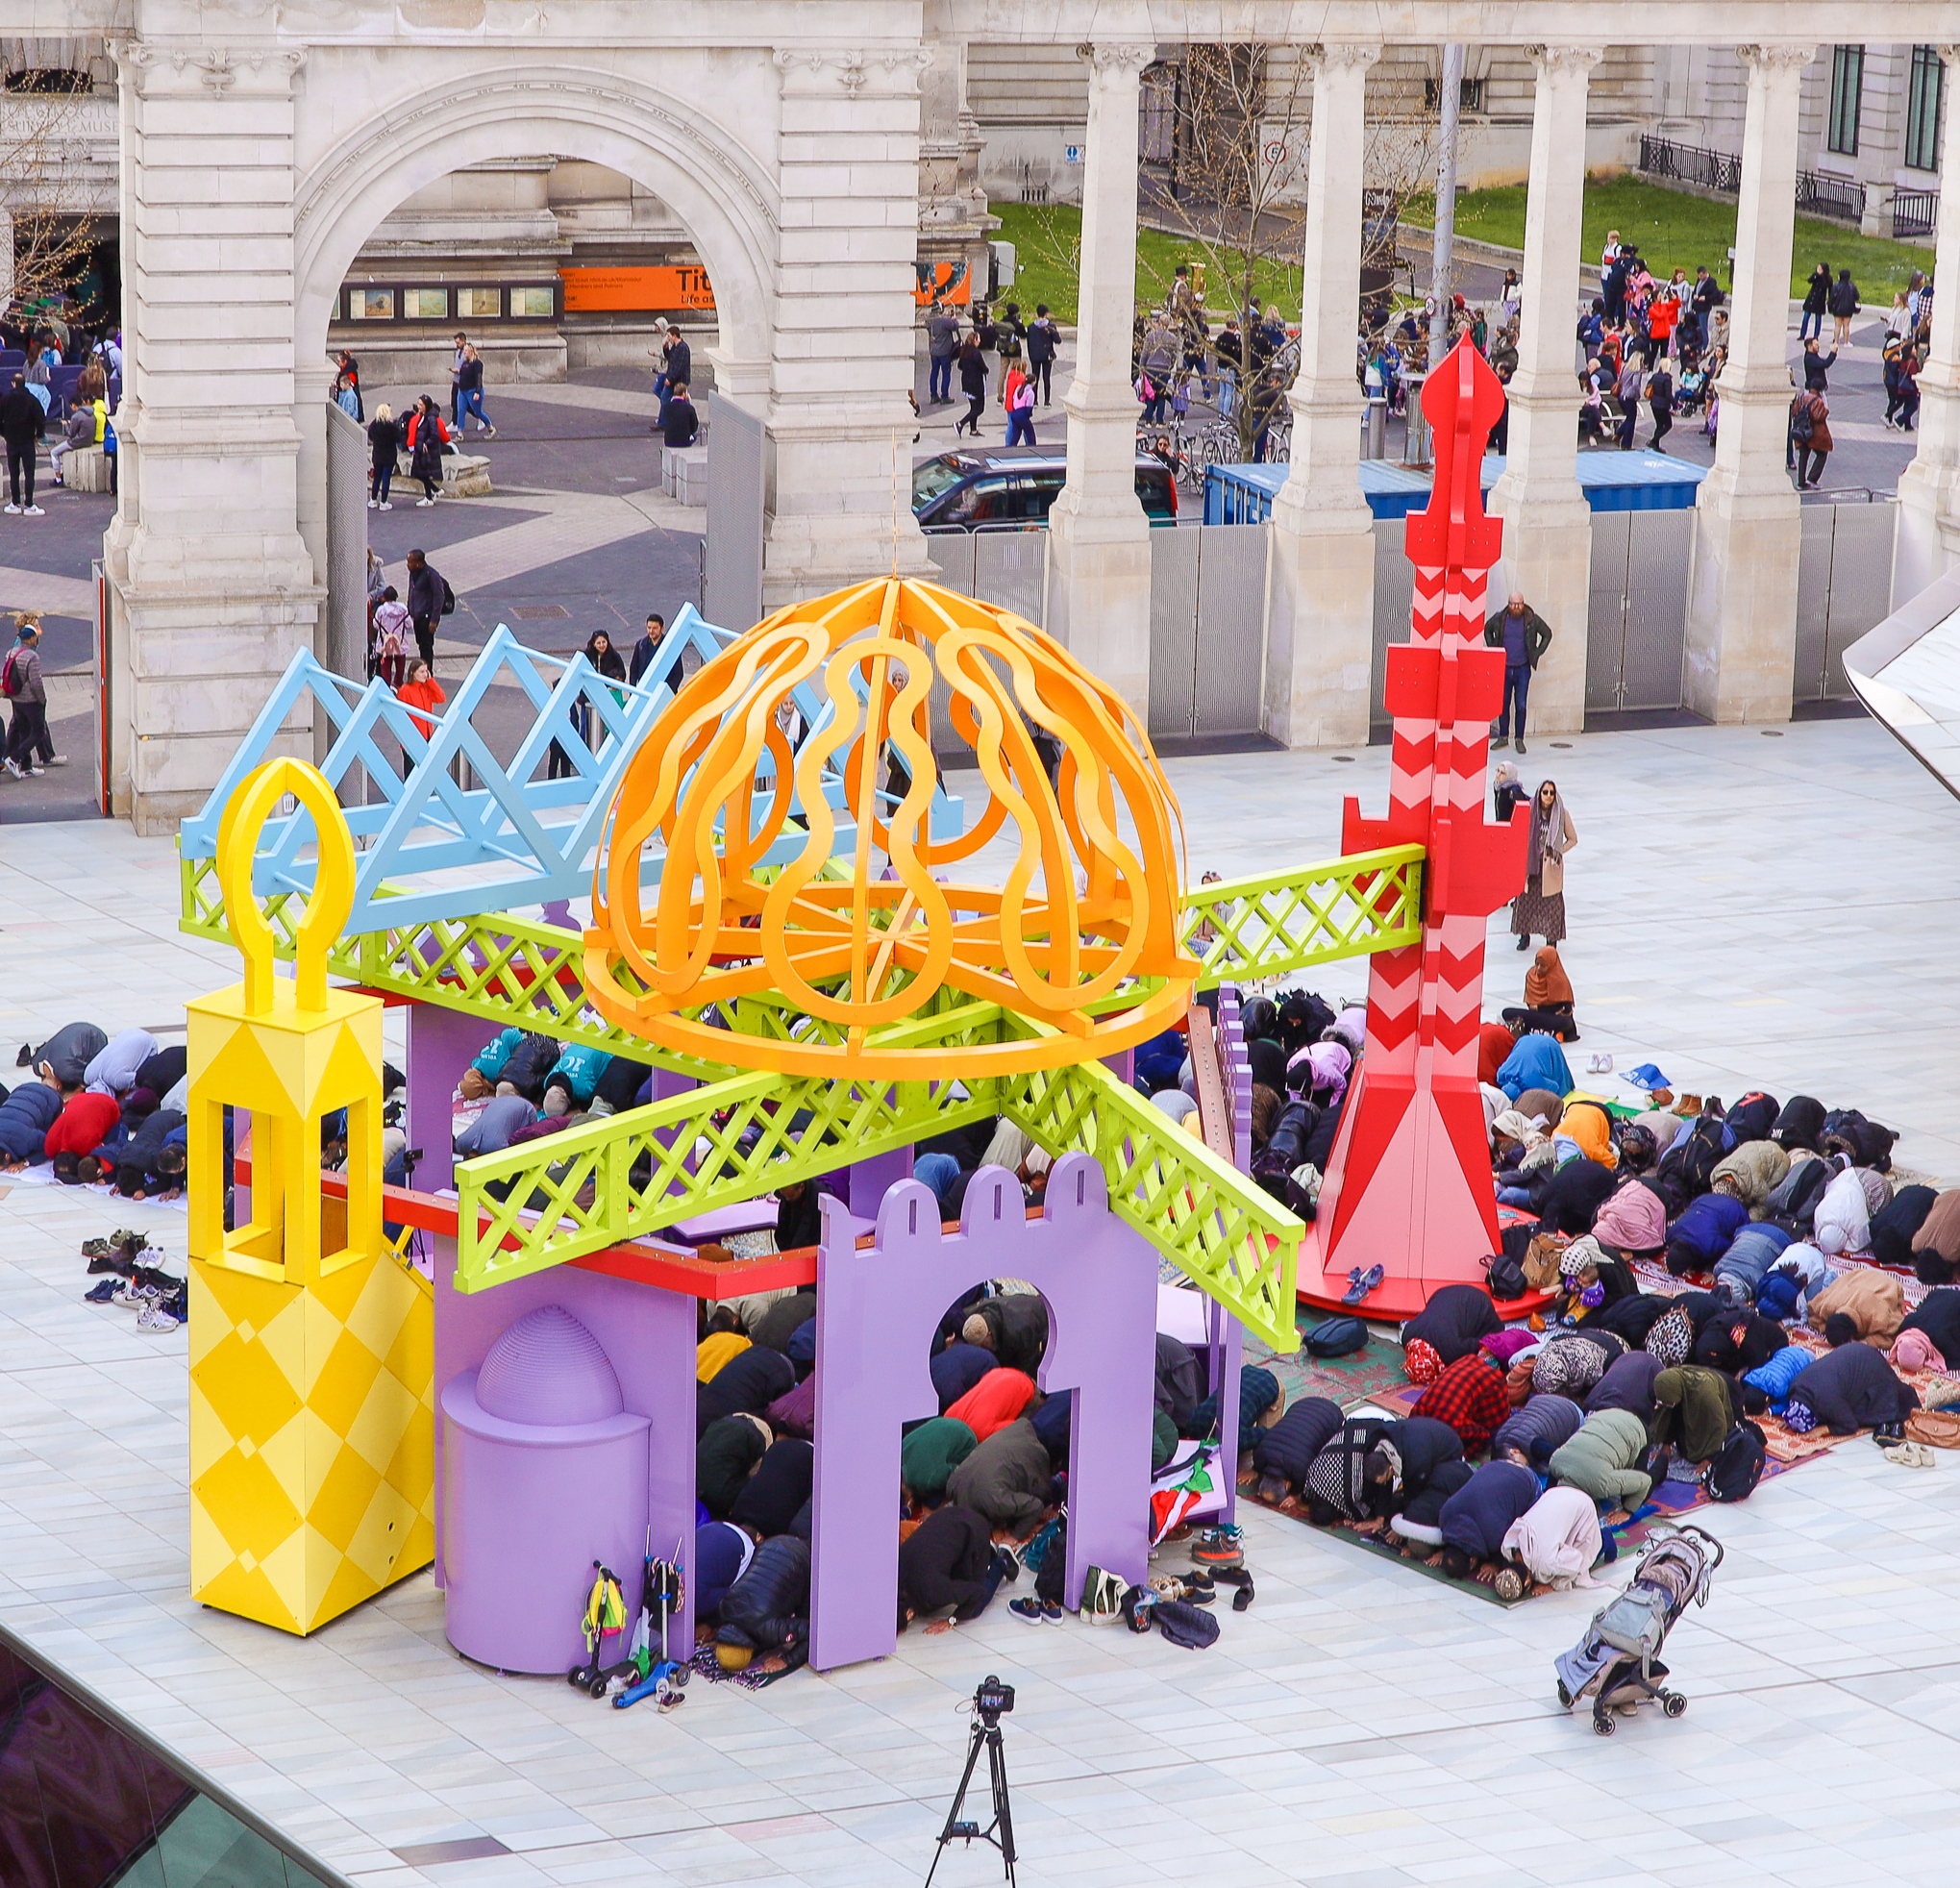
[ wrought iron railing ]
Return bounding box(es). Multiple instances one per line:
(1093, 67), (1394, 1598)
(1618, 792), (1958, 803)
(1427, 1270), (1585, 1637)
(1896, 189), (1939, 240)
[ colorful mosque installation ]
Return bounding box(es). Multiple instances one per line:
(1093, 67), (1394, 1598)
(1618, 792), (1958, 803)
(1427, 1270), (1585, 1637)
(177, 339), (1526, 1663)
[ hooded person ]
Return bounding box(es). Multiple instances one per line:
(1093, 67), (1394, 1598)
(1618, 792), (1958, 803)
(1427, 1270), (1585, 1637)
(82, 1029), (158, 1098)
(1665, 1191), (1750, 1277)
(1555, 1101), (1617, 1171)
(1591, 1181), (1667, 1257)
(1326, 1007), (1367, 1057)
(1911, 1190), (1960, 1282)
(1548, 1406), (1654, 1507)
(1479, 1020), (1519, 1087)
(1246, 1037), (1288, 1096)
(1297, 1041), (1351, 1110)
(1437, 1459), (1542, 1578)
(1770, 1095), (1828, 1153)
(1710, 1141), (1792, 1211)
(1251, 1397), (1345, 1504)
(943, 1416), (1054, 1537)
(931, 1339), (995, 1412)
(1650, 1365), (1735, 1464)
(1896, 1288), (1960, 1371)
(1501, 1485), (1606, 1589)
(1401, 1283), (1503, 1378)
(1783, 1341), (1919, 1436)
(697, 1345), (798, 1437)
(944, 1367), (1039, 1443)
(1153, 1332), (1202, 1431)
(1613, 1122), (1661, 1177)
(1496, 1031), (1574, 1104)
(1811, 1162), (1873, 1257)
(897, 1504), (1015, 1629)
(1411, 1351), (1512, 1454)
(713, 1535), (810, 1669)
(1585, 1349), (1663, 1420)
(1525, 944), (1575, 1015)
(1303, 1415), (1394, 1524)
(1539, 1156), (1616, 1236)
(1692, 1310), (1791, 1376)
(1806, 1267), (1904, 1344)
(696, 1413), (770, 1517)
(729, 1437), (815, 1539)
(1890, 1327), (1948, 1376)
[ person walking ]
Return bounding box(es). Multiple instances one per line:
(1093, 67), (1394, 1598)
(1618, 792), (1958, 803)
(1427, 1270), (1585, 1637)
(456, 343), (495, 437)
(407, 397), (448, 506)
(661, 328), (692, 426)
(993, 304), (1024, 406)
(404, 548), (448, 671)
(928, 301), (959, 405)
(1512, 778), (1576, 952)
(955, 332), (987, 436)
(1483, 592), (1551, 756)
(660, 382), (699, 448)
(1, 615), (61, 777)
(1026, 304), (1058, 406)
(1828, 268), (1859, 349)
(1790, 385), (1832, 489)
(1646, 356), (1674, 454)
(1800, 263), (1831, 343)
(0, 371), (46, 515)
(1615, 349), (1645, 450)
(366, 403), (399, 509)
(628, 612), (665, 685)
(449, 331), (468, 427)
(579, 629), (627, 753)
(1004, 362), (1036, 446)
(1895, 351), (1922, 433)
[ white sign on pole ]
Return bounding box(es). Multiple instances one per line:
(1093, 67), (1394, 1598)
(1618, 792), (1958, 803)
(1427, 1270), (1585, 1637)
(1063, 144), (1082, 164)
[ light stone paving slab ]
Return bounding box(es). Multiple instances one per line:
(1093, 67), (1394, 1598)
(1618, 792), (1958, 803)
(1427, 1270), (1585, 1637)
(0, 713), (1958, 1884)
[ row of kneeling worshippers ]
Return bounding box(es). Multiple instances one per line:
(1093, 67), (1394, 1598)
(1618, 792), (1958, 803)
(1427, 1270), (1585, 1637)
(687, 1272), (1284, 1660)
(0, 1024), (192, 1198)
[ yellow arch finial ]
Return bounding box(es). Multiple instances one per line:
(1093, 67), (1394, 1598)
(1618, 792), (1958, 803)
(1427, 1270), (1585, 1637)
(214, 759), (356, 1014)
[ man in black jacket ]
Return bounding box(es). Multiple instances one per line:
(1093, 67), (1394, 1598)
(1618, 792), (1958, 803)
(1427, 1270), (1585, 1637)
(660, 328), (692, 425)
(0, 372), (46, 514)
(1801, 336), (1836, 390)
(1483, 592), (1553, 754)
(404, 548), (446, 670)
(1026, 303), (1059, 406)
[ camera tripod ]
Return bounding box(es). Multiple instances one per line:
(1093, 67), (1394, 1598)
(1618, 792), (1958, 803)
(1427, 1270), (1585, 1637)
(924, 1711), (1016, 1886)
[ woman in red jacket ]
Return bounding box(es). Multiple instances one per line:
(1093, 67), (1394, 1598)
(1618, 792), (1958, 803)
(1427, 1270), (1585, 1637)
(396, 658), (446, 739)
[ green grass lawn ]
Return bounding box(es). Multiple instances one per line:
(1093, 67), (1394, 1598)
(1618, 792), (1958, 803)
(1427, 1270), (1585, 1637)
(1417, 173), (1931, 303)
(994, 174), (1930, 324)
(990, 201), (1305, 326)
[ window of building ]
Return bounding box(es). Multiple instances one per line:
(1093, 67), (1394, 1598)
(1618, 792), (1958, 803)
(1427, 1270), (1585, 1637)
(1827, 45), (1864, 157)
(1907, 45), (1944, 173)
(509, 285), (556, 318)
(347, 287), (395, 321)
(457, 285), (502, 319)
(403, 287), (449, 320)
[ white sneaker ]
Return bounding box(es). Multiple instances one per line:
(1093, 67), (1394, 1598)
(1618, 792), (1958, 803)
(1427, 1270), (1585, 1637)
(367, 499), (378, 509)
(3, 504), (17, 515)
(484, 426), (497, 438)
(45, 755), (66, 766)
(378, 501), (392, 510)
(415, 497), (434, 507)
(26, 764), (43, 775)
(23, 506), (42, 516)
(1, 758), (22, 779)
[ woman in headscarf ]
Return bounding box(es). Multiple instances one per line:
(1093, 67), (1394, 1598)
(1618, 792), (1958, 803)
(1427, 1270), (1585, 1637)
(1502, 945), (1579, 1042)
(1289, 1041), (1350, 1111)
(1592, 1180), (1666, 1257)
(1495, 1030), (1574, 1104)
(1911, 1189), (1960, 1283)
(1555, 1099), (1617, 1170)
(1811, 1161), (1873, 1258)
(1303, 1414), (1393, 1524)
(1479, 1018), (1519, 1086)
(1500, 1485), (1607, 1591)
(1511, 778), (1577, 952)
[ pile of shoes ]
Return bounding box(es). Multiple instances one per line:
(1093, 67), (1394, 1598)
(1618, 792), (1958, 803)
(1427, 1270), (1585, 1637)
(80, 1230), (187, 1332)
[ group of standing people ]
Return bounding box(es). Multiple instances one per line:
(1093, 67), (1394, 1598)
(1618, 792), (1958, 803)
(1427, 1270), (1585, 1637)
(929, 300), (1061, 442)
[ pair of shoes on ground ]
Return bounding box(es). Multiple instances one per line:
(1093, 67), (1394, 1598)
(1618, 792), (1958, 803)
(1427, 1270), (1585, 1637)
(3, 503), (44, 515)
(1190, 1525), (1246, 1570)
(1342, 1264), (1384, 1305)
(1586, 1053), (1615, 1075)
(83, 1229), (151, 1263)
(1149, 1572), (1216, 1606)
(1878, 1438), (1936, 1469)
(1008, 1596), (1063, 1625)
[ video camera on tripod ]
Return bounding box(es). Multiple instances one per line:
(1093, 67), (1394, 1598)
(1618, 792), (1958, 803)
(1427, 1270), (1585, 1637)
(926, 1677), (1019, 1885)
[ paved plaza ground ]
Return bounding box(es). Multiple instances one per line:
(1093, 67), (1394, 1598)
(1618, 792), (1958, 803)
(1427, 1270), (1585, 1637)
(2, 712), (1959, 1887)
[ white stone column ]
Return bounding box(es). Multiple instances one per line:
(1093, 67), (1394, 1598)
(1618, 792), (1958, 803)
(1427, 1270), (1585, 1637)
(1684, 44), (1813, 725)
(1894, 44), (1960, 603)
(1487, 45), (1601, 737)
(1263, 41), (1380, 750)
(1046, 40), (1153, 717)
(102, 39), (322, 832)
(765, 46), (933, 608)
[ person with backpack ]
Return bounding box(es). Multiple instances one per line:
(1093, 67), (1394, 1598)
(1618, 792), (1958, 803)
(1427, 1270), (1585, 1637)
(1828, 267), (1859, 348)
(1789, 384), (1831, 490)
(403, 547), (450, 670)
(1, 614), (60, 778)
(369, 585), (410, 686)
(1026, 303), (1059, 406)
(0, 371), (44, 515)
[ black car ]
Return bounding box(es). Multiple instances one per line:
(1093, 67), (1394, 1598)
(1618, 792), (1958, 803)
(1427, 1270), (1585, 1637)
(911, 446), (1178, 529)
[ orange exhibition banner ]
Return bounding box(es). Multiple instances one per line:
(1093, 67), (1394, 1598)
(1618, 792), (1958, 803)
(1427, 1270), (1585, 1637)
(560, 265), (717, 312)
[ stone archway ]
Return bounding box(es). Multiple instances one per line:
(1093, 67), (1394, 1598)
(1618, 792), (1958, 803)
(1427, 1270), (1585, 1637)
(289, 63), (780, 380)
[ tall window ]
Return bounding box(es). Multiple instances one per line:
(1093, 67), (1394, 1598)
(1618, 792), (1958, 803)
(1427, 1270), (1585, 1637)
(1907, 45), (1944, 173)
(1827, 45), (1864, 156)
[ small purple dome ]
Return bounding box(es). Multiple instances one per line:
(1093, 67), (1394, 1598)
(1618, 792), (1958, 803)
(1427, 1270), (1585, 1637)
(476, 1304), (624, 1427)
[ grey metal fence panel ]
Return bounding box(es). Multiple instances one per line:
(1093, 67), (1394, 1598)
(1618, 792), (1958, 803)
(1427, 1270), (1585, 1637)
(1620, 509), (1691, 710)
(923, 528), (975, 596)
(1795, 504), (1837, 701)
(972, 525), (1047, 626)
(1822, 501), (1898, 701)
(1148, 525), (1203, 740)
(704, 393), (765, 633)
(1193, 524), (1268, 736)
(1585, 511), (1632, 711)
(1371, 519), (1415, 734)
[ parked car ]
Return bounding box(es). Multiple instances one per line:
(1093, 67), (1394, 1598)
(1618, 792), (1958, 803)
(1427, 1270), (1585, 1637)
(911, 447), (1178, 529)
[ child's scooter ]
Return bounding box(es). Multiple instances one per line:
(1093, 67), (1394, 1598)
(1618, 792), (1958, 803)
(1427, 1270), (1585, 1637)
(567, 1562), (633, 1698)
(614, 1546), (688, 1712)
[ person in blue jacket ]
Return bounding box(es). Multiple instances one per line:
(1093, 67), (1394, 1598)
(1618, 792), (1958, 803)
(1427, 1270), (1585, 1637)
(1665, 1191), (1750, 1279)
(0, 1073), (63, 1167)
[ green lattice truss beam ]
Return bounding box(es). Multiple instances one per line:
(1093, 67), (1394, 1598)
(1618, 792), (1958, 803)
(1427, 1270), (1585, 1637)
(180, 845), (1422, 1351)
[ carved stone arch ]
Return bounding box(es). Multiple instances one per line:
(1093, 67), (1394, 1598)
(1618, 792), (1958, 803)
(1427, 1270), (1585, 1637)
(290, 62), (781, 368)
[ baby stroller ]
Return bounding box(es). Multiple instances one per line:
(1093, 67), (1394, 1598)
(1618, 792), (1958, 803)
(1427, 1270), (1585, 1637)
(1553, 1523), (1724, 1736)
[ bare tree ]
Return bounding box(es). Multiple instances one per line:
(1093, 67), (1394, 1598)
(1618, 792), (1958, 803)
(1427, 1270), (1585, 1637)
(0, 60), (112, 318)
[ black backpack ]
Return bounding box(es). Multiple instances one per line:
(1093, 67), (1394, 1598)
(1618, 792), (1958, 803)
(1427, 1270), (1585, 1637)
(1790, 393), (1816, 443)
(1483, 1251), (1527, 1303)
(1771, 1096), (1826, 1153)
(1660, 1115), (1732, 1198)
(1704, 1421), (1767, 1503)
(1305, 1316), (1369, 1358)
(1725, 1092), (1779, 1144)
